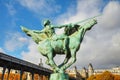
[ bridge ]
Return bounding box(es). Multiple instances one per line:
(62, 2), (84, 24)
(0, 52), (76, 80)
(0, 52), (52, 80)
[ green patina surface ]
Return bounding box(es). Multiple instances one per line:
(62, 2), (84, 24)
(21, 18), (97, 80)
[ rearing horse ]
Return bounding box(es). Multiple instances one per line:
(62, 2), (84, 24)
(21, 19), (97, 73)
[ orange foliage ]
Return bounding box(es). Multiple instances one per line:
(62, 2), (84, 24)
(0, 74), (2, 79)
(0, 73), (49, 80)
(0, 73), (27, 80)
(87, 71), (120, 80)
(34, 74), (39, 80)
(114, 75), (120, 80)
(100, 71), (114, 80)
(87, 75), (96, 80)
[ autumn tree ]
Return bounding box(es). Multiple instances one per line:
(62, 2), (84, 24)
(100, 71), (114, 80)
(114, 75), (120, 80)
(87, 71), (115, 80)
(87, 75), (96, 80)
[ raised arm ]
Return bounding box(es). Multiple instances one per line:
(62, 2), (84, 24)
(50, 24), (66, 28)
(52, 23), (75, 29)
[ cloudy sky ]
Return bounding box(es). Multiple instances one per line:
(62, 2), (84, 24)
(0, 0), (120, 70)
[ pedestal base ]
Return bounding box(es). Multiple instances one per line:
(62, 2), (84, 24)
(50, 73), (69, 80)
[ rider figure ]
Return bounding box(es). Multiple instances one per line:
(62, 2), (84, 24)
(33, 19), (78, 53)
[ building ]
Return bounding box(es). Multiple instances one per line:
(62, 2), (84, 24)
(94, 66), (120, 75)
(66, 63), (120, 80)
(88, 63), (94, 77)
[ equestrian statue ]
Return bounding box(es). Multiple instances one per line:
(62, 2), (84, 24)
(21, 17), (97, 80)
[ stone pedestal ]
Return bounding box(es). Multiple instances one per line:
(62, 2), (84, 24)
(50, 73), (69, 80)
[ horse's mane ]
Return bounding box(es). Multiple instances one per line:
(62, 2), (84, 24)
(64, 24), (80, 36)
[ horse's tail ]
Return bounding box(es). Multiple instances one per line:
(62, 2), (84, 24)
(21, 26), (32, 36)
(21, 26), (49, 44)
(21, 26), (39, 43)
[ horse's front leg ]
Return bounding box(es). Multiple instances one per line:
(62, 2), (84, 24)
(58, 54), (71, 68)
(61, 49), (77, 71)
(58, 54), (71, 73)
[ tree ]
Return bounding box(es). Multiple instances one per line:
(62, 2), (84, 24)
(114, 75), (120, 80)
(87, 75), (96, 80)
(87, 71), (115, 80)
(99, 71), (114, 80)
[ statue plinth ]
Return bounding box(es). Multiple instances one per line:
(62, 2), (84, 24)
(50, 73), (69, 80)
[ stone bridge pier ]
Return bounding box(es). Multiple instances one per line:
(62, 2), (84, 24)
(0, 66), (49, 80)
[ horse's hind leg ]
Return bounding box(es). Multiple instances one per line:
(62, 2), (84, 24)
(47, 52), (60, 72)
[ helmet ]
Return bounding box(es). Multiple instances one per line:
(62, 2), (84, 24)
(43, 20), (50, 26)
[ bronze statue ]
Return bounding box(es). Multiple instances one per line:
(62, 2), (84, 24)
(21, 18), (97, 80)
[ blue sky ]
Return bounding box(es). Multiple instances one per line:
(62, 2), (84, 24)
(0, 0), (75, 57)
(0, 0), (120, 69)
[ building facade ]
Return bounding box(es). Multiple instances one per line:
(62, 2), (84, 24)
(66, 63), (120, 79)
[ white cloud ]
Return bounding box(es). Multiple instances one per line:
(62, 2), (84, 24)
(21, 40), (39, 63)
(111, 33), (120, 47)
(55, 0), (120, 69)
(18, 37), (28, 42)
(4, 32), (28, 51)
(0, 48), (5, 53)
(5, 3), (16, 16)
(55, 0), (101, 25)
(21, 39), (49, 67)
(100, 1), (120, 31)
(75, 1), (120, 69)
(17, 0), (61, 16)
